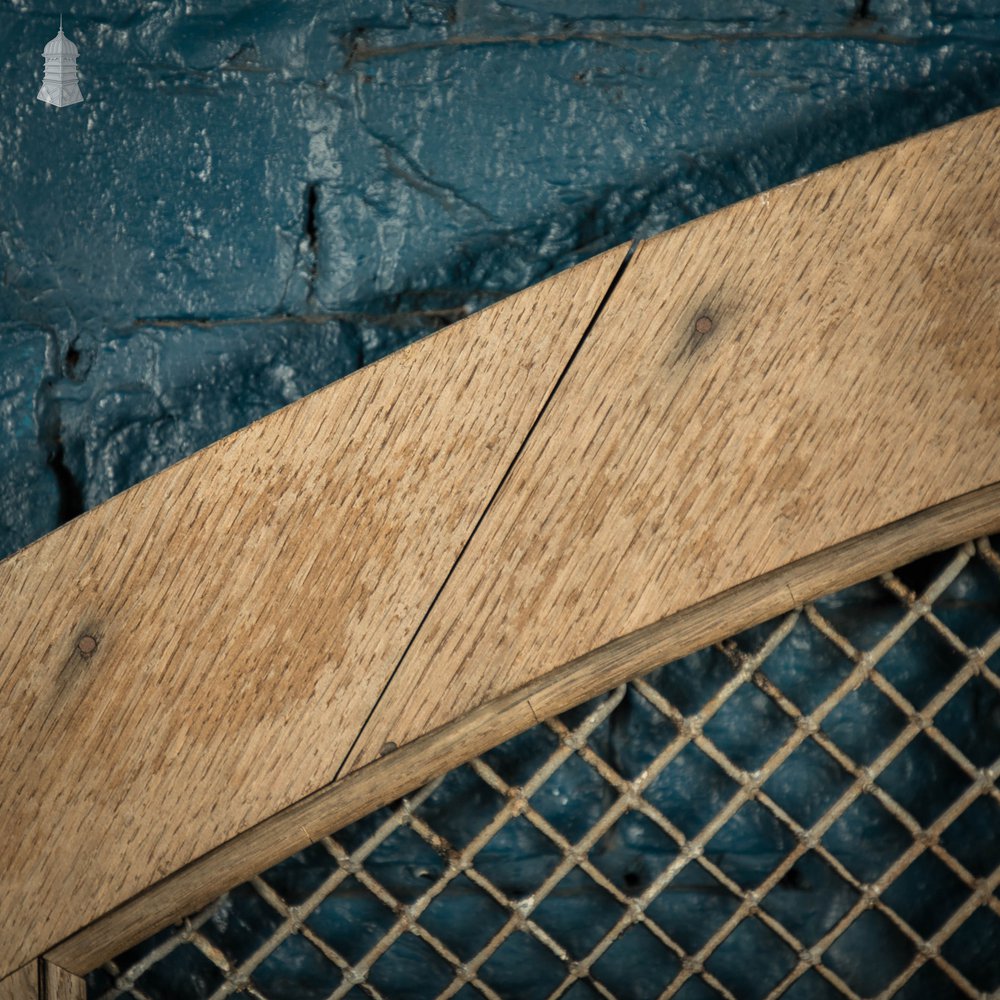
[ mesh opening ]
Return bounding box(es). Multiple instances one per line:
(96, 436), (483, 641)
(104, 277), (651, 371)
(87, 536), (1000, 999)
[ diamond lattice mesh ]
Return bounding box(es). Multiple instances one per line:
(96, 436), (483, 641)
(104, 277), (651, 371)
(87, 536), (1000, 1000)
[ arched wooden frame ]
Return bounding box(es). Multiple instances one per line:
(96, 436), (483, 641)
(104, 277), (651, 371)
(2, 108), (998, 997)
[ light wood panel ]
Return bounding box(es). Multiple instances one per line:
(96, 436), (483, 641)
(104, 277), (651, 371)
(345, 107), (1000, 773)
(48, 484), (1000, 976)
(0, 243), (628, 978)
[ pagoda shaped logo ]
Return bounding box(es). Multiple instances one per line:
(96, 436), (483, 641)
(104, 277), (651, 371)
(37, 16), (84, 108)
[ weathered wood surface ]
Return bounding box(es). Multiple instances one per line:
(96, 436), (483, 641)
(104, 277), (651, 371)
(0, 245), (628, 978)
(4, 107), (1000, 979)
(48, 485), (1000, 976)
(345, 106), (1000, 774)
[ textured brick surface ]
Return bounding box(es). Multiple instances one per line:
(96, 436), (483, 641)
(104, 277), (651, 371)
(1, 1), (999, 557)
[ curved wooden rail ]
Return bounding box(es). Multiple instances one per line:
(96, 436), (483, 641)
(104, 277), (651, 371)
(1, 106), (998, 990)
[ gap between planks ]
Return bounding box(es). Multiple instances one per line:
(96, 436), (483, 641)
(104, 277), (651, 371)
(333, 239), (639, 782)
(47, 481), (1000, 976)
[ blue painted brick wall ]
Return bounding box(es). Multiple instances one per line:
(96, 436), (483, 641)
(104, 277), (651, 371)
(1, 1), (999, 558)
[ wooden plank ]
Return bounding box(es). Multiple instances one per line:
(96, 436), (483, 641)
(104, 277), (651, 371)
(0, 243), (628, 978)
(344, 107), (1000, 773)
(0, 965), (37, 1000)
(48, 108), (1000, 974)
(13, 107), (1000, 979)
(48, 483), (1000, 975)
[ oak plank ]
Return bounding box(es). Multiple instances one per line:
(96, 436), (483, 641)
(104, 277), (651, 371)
(0, 243), (628, 978)
(345, 107), (1000, 773)
(49, 484), (1000, 975)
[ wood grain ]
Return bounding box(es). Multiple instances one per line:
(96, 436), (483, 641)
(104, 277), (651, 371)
(0, 966), (36, 1000)
(345, 107), (1000, 773)
(48, 483), (1000, 975)
(0, 244), (628, 978)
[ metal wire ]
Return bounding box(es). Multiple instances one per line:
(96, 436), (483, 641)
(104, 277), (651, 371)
(88, 537), (1000, 1000)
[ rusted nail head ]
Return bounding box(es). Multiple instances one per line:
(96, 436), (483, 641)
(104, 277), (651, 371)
(695, 315), (713, 335)
(379, 740), (398, 757)
(77, 634), (98, 655)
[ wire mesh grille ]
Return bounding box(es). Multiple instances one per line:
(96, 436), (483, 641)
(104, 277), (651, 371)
(87, 536), (1000, 1000)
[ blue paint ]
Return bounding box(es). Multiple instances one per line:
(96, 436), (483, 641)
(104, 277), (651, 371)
(2, 1), (999, 556)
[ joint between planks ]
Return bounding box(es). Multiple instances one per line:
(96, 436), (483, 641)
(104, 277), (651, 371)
(332, 237), (642, 785)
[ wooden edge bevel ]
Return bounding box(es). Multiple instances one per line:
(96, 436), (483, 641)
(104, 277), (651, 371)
(0, 962), (84, 1000)
(46, 481), (1000, 977)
